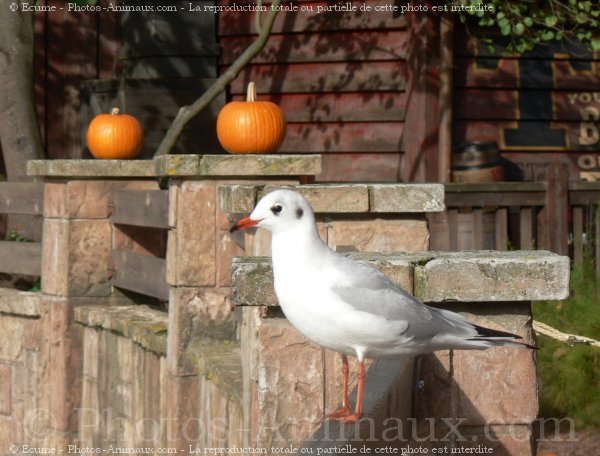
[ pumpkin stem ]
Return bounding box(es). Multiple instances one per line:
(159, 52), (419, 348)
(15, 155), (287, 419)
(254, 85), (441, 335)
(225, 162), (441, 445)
(110, 107), (121, 115)
(246, 82), (256, 102)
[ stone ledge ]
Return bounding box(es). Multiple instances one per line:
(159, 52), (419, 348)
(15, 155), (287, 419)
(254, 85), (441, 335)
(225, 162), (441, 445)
(219, 183), (445, 214)
(185, 337), (243, 408)
(0, 288), (42, 317)
(28, 160), (156, 178)
(74, 304), (168, 355)
(74, 303), (243, 406)
(414, 250), (570, 302)
(28, 154), (321, 179)
(231, 251), (570, 306)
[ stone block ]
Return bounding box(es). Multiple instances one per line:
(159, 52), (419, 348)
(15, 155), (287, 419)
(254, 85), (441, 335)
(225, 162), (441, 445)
(414, 251), (571, 302)
(263, 184), (370, 213)
(42, 219), (69, 296)
(173, 181), (216, 286)
(42, 219), (112, 297)
(217, 228), (245, 287)
(0, 415), (10, 451)
(28, 159), (156, 178)
(0, 364), (11, 415)
(168, 182), (180, 228)
(23, 318), (42, 350)
(232, 257), (277, 307)
(200, 154), (321, 177)
(117, 335), (134, 383)
(155, 154), (321, 177)
(167, 287), (234, 375)
(219, 184), (258, 214)
(82, 327), (99, 379)
(370, 184), (445, 213)
(44, 180), (159, 219)
(166, 230), (178, 286)
(256, 318), (323, 447)
(45, 297), (82, 433)
(0, 288), (41, 317)
(166, 373), (199, 449)
(453, 307), (537, 425)
(455, 346), (537, 425)
(0, 316), (24, 362)
(328, 219), (429, 253)
(74, 305), (168, 355)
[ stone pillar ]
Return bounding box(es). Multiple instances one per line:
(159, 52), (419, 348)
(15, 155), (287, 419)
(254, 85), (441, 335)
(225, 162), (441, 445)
(231, 251), (570, 452)
(39, 179), (158, 448)
(160, 155), (321, 448)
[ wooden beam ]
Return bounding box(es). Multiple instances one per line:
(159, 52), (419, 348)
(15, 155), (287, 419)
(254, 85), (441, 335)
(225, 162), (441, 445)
(0, 241), (42, 275)
(0, 182), (44, 215)
(111, 250), (169, 301)
(495, 208), (508, 250)
(445, 192), (545, 207)
(110, 189), (169, 229)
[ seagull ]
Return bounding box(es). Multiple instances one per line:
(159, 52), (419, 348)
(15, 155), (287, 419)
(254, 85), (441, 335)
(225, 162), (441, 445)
(230, 189), (535, 423)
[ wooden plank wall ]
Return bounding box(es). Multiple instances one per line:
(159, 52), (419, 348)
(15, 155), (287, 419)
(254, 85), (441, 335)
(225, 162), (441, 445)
(453, 28), (600, 180)
(218, 0), (408, 182)
(33, 0), (120, 160)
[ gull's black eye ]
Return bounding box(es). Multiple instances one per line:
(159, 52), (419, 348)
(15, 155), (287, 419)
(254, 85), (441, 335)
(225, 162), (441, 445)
(271, 204), (283, 215)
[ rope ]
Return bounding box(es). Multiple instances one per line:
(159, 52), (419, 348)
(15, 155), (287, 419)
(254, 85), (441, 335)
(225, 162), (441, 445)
(533, 320), (600, 348)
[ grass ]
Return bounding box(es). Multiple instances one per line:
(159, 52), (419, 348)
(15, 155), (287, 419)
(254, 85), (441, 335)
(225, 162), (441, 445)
(533, 257), (600, 429)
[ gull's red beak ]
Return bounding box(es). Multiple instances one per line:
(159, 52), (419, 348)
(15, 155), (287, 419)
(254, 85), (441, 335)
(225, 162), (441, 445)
(230, 216), (260, 233)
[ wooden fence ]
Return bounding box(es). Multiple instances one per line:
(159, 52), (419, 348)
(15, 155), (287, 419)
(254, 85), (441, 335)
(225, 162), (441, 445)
(430, 167), (600, 277)
(0, 182), (44, 277)
(109, 188), (169, 301)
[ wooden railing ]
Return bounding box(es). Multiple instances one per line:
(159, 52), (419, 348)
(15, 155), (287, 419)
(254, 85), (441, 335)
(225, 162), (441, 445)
(109, 188), (169, 300)
(0, 182), (44, 277)
(430, 172), (600, 277)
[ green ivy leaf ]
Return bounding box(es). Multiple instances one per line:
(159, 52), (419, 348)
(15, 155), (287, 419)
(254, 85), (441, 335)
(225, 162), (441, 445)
(523, 17), (533, 26)
(514, 23), (525, 35)
(545, 15), (558, 26)
(542, 30), (555, 41)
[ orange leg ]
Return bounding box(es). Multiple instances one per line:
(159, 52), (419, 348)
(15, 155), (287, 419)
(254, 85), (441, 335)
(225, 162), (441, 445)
(338, 360), (366, 423)
(326, 355), (351, 419)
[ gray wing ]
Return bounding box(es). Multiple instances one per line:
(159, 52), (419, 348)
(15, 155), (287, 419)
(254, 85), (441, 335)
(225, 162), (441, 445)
(330, 257), (433, 323)
(330, 256), (479, 339)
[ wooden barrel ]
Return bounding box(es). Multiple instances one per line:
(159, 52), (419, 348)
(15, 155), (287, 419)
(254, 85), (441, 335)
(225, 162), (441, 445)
(451, 142), (505, 183)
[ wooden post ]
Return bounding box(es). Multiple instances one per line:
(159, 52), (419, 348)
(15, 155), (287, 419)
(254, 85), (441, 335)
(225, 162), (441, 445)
(540, 164), (569, 255)
(572, 206), (583, 267)
(438, 13), (454, 184)
(495, 207), (508, 250)
(401, 11), (440, 182)
(519, 207), (534, 250)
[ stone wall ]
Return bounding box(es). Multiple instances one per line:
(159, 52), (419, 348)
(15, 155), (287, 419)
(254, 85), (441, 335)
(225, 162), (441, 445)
(0, 156), (572, 455)
(0, 290), (43, 450)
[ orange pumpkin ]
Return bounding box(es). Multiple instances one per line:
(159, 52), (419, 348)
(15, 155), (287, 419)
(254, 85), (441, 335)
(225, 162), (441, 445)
(216, 82), (286, 154)
(86, 108), (144, 159)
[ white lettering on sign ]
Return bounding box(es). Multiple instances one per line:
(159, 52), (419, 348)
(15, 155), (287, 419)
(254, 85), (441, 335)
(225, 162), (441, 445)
(579, 107), (600, 146)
